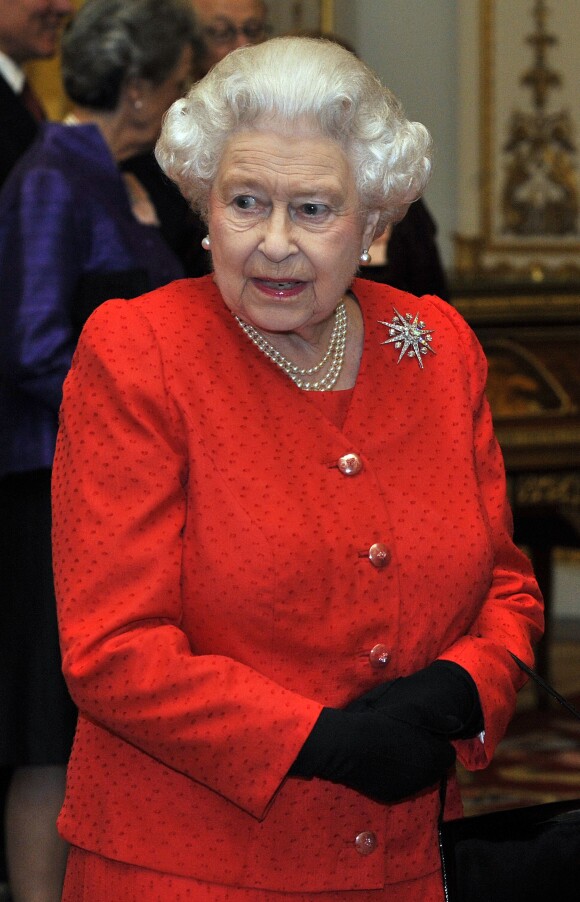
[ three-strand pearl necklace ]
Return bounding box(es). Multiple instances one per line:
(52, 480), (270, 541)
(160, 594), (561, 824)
(235, 299), (347, 391)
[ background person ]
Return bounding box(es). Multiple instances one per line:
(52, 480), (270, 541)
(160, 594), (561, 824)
(53, 37), (543, 901)
(191, 0), (269, 76)
(0, 1), (197, 900)
(122, 0), (271, 274)
(0, 0), (74, 189)
(0, 2), (74, 898)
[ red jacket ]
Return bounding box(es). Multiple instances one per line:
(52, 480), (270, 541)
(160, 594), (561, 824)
(52, 276), (543, 893)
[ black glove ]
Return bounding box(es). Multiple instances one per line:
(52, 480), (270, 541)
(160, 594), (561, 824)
(289, 706), (456, 804)
(345, 660), (483, 740)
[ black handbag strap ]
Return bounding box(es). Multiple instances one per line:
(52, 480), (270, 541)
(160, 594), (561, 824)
(509, 652), (580, 720)
(439, 651), (580, 825)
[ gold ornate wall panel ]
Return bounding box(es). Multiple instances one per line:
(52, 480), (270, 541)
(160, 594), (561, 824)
(456, 0), (580, 280)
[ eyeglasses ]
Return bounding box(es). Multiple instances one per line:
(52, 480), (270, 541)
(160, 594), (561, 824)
(203, 20), (270, 46)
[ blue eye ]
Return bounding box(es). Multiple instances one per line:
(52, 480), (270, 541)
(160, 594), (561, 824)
(234, 195), (256, 209)
(301, 202), (327, 217)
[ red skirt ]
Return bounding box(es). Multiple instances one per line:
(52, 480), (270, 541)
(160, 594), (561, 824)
(63, 847), (445, 901)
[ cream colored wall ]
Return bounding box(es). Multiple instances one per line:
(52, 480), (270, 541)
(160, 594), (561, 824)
(456, 0), (480, 238)
(333, 0), (458, 269)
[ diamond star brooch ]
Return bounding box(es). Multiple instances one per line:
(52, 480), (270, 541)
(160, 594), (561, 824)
(379, 308), (436, 369)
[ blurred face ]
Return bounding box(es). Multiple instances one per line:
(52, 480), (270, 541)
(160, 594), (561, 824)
(192, 0), (267, 74)
(208, 123), (379, 342)
(0, 0), (73, 65)
(131, 45), (193, 156)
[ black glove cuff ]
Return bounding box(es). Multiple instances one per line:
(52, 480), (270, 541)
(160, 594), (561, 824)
(433, 660), (484, 738)
(288, 708), (343, 778)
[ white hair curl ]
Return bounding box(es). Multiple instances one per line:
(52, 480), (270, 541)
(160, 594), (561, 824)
(156, 36), (432, 232)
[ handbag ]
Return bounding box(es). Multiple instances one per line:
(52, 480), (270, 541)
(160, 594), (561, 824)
(439, 653), (580, 902)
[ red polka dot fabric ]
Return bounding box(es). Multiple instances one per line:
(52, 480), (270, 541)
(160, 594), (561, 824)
(52, 275), (543, 898)
(62, 845), (447, 901)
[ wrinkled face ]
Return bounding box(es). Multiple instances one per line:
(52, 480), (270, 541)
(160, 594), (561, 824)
(0, 0), (73, 65)
(208, 123), (378, 340)
(192, 0), (267, 73)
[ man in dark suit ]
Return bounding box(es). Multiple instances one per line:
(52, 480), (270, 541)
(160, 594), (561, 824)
(0, 0), (73, 188)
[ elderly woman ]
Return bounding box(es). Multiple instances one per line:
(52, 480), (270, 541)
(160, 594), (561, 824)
(52, 37), (543, 902)
(0, 1), (197, 900)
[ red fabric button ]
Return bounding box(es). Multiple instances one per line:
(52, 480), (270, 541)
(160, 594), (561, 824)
(369, 644), (390, 668)
(355, 831), (378, 855)
(368, 543), (390, 569)
(337, 453), (363, 476)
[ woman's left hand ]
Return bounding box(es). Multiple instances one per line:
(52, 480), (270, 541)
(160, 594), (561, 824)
(345, 661), (483, 739)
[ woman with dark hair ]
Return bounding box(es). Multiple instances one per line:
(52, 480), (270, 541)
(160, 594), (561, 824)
(0, 2), (198, 900)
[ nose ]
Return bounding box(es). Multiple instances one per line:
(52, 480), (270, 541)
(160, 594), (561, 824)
(234, 32), (252, 49)
(259, 207), (298, 262)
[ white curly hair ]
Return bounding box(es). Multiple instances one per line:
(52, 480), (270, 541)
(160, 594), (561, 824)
(155, 36), (432, 233)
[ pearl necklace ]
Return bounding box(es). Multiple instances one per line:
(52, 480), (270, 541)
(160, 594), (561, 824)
(235, 300), (347, 391)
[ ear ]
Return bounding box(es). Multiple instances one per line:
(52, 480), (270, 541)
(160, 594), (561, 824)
(123, 77), (147, 112)
(361, 209), (381, 250)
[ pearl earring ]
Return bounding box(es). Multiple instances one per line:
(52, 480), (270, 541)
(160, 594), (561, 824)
(360, 249), (371, 264)
(134, 99), (143, 110)
(201, 235), (211, 250)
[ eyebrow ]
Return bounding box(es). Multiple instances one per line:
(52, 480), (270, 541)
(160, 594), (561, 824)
(207, 15), (262, 25)
(220, 170), (345, 201)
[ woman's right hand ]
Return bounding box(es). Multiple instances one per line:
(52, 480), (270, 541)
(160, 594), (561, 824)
(288, 706), (455, 803)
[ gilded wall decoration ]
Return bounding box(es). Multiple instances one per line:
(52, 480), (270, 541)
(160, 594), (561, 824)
(455, 0), (580, 280)
(500, 1), (578, 239)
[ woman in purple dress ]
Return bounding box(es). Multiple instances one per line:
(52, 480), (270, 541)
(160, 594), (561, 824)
(0, 2), (198, 899)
